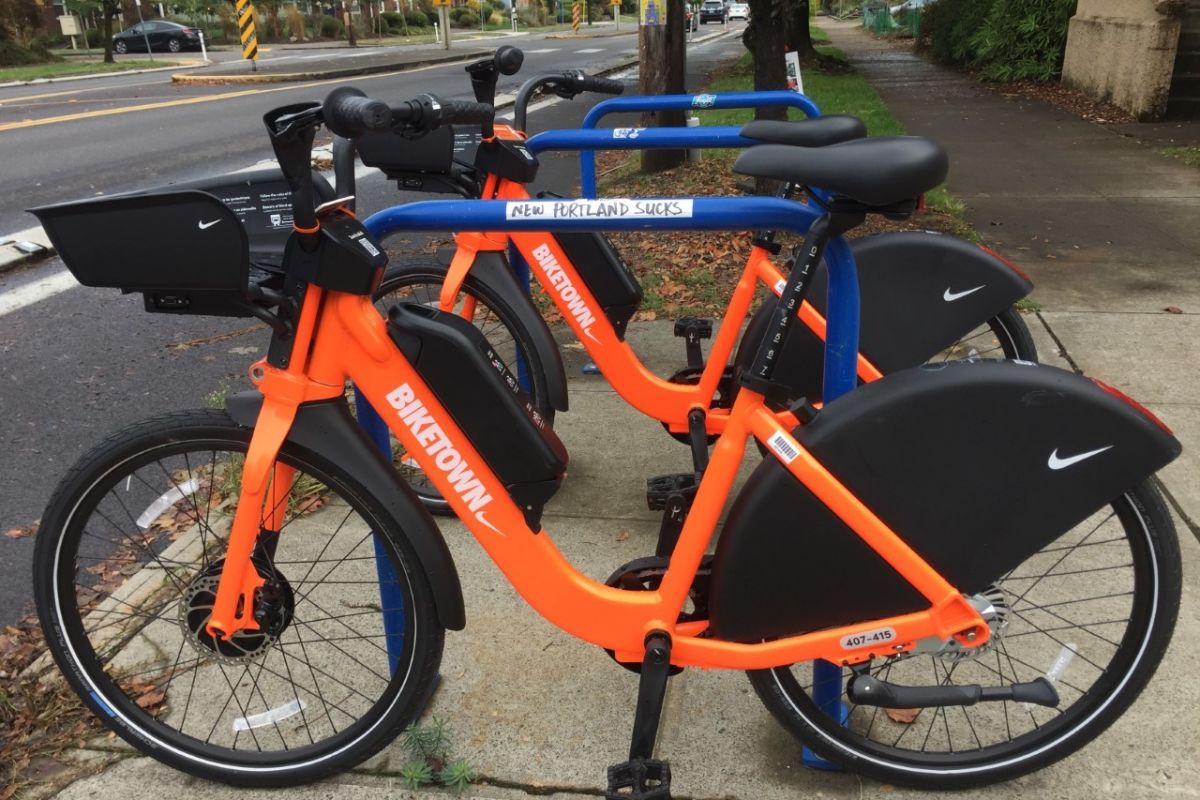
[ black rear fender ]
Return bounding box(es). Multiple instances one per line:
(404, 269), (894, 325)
(227, 391), (466, 631)
(736, 231), (1034, 399)
(708, 360), (1179, 642)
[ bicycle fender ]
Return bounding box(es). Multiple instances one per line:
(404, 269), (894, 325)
(226, 391), (466, 631)
(736, 231), (1034, 399)
(708, 360), (1179, 642)
(454, 251), (570, 414)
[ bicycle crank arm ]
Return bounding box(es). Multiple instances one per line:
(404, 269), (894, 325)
(847, 674), (1059, 709)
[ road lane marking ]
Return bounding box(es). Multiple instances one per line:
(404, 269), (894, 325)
(524, 48), (559, 53)
(0, 269), (77, 318)
(0, 58), (487, 133)
(577, 48), (605, 53)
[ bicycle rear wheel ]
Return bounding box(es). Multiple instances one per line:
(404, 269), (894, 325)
(34, 410), (443, 786)
(747, 480), (1180, 788)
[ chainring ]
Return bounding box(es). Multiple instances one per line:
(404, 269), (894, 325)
(602, 554), (713, 673)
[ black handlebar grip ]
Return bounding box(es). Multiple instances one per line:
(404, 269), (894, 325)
(323, 86), (391, 138)
(579, 75), (625, 95)
(496, 45), (524, 76)
(440, 100), (496, 125)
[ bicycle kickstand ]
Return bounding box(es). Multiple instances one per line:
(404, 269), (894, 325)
(606, 631), (673, 800)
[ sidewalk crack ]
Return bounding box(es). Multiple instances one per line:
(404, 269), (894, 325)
(1155, 477), (1200, 544)
(1035, 311), (1081, 374)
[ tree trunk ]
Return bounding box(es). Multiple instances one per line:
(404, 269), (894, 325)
(743, 0), (787, 121)
(344, 0), (356, 44)
(102, 5), (115, 63)
(786, 0), (813, 58)
(638, 0), (687, 172)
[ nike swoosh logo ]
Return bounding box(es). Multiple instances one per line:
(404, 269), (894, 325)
(1048, 445), (1113, 470)
(198, 219), (221, 230)
(944, 285), (986, 302)
(474, 511), (505, 536)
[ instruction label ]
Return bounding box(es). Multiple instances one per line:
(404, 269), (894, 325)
(506, 199), (693, 221)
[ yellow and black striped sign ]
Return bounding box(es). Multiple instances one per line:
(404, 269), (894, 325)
(572, 0), (581, 32)
(235, 0), (259, 61)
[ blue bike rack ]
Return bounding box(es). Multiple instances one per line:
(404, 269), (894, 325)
(573, 90), (823, 197)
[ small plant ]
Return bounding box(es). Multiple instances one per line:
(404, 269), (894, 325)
(397, 718), (475, 793)
(399, 760), (434, 789)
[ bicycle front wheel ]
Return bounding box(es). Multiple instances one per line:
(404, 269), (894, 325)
(748, 480), (1181, 788)
(34, 410), (444, 786)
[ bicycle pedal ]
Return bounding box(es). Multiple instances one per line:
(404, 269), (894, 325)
(606, 757), (671, 800)
(672, 317), (713, 341)
(646, 473), (699, 512)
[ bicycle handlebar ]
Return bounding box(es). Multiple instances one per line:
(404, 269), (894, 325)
(323, 87), (390, 139)
(512, 70), (625, 133)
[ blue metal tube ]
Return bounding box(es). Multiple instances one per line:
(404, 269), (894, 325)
(575, 90), (823, 196)
(364, 196), (823, 239)
(525, 126), (754, 156)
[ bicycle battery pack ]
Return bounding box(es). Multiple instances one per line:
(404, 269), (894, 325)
(538, 193), (643, 339)
(708, 359), (1180, 642)
(387, 302), (568, 529)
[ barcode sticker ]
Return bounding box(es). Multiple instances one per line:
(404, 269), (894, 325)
(767, 432), (799, 464)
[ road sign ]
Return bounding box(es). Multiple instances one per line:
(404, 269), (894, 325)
(572, 0), (581, 32)
(235, 0), (259, 63)
(431, 0), (451, 6)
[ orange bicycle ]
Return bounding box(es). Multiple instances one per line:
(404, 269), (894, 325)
(31, 89), (1181, 792)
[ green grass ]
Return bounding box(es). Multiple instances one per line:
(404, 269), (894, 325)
(811, 26), (831, 45)
(0, 59), (172, 82)
(702, 49), (905, 137)
(1161, 146), (1200, 170)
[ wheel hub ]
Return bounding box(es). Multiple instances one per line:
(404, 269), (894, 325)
(178, 560), (295, 664)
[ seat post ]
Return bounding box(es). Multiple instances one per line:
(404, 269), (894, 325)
(740, 209), (864, 401)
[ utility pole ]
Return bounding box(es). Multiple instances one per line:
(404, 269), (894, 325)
(638, 0), (686, 171)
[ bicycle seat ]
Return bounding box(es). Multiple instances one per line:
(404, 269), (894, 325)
(733, 136), (949, 208)
(740, 116), (866, 148)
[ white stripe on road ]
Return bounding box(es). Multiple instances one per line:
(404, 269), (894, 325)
(577, 48), (605, 53)
(0, 270), (77, 317)
(523, 48), (560, 53)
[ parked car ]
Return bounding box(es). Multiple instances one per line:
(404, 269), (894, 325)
(112, 20), (203, 54)
(889, 0), (933, 13)
(698, 0), (726, 23)
(727, 1), (749, 19)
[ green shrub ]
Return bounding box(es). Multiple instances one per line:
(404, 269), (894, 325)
(452, 10), (479, 26)
(404, 9), (428, 26)
(969, 0), (1076, 81)
(319, 15), (343, 37)
(31, 33), (67, 50)
(382, 10), (403, 29)
(916, 0), (1075, 83)
(85, 28), (107, 47)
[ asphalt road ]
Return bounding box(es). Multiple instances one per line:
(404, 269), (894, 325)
(0, 27), (749, 625)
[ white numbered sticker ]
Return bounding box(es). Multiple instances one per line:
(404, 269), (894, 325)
(840, 627), (896, 650)
(766, 432), (799, 464)
(506, 199), (694, 221)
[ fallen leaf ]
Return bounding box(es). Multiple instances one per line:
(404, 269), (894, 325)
(135, 690), (165, 710)
(3, 524), (36, 540)
(616, 529), (630, 543)
(1165, 306), (1183, 314)
(884, 707), (922, 724)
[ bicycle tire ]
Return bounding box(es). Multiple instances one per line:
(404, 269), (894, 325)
(34, 410), (444, 786)
(747, 480), (1181, 789)
(375, 256), (554, 515)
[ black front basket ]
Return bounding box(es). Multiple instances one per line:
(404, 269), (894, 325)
(31, 190), (252, 316)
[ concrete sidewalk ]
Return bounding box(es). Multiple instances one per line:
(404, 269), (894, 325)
(40, 319), (1200, 800)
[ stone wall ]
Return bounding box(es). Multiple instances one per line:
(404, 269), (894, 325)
(1062, 0), (1185, 120)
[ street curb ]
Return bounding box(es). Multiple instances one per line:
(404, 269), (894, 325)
(170, 48), (491, 85)
(544, 28), (636, 40)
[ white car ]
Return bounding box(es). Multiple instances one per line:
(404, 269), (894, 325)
(890, 0), (932, 12)
(727, 2), (749, 19)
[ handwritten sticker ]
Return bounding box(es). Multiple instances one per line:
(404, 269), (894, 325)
(506, 199), (694, 221)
